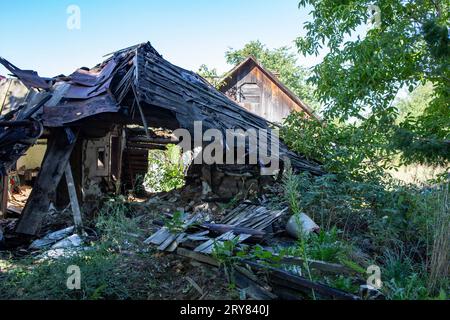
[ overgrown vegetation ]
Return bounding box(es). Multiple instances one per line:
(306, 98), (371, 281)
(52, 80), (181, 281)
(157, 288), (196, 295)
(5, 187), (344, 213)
(296, 0), (449, 166)
(0, 197), (233, 300)
(279, 0), (449, 299)
(0, 197), (153, 300)
(279, 127), (449, 299)
(144, 144), (185, 193)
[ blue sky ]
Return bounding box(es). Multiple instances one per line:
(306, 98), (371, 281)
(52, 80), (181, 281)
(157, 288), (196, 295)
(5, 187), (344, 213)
(0, 0), (325, 77)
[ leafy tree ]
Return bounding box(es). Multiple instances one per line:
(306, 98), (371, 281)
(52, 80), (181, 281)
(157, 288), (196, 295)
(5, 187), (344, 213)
(396, 83), (435, 122)
(282, 112), (394, 180)
(197, 64), (223, 88)
(296, 0), (449, 165)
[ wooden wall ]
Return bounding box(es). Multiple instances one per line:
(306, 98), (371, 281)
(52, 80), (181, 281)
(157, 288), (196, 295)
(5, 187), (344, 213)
(221, 62), (305, 124)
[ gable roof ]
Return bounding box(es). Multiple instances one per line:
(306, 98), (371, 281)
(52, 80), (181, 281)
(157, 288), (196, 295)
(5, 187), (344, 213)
(221, 56), (317, 119)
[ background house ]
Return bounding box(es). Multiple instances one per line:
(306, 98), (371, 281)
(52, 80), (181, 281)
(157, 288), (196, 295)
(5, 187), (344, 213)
(219, 56), (316, 124)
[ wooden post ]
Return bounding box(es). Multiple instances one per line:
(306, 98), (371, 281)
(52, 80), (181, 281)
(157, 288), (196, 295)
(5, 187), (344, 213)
(0, 175), (8, 219)
(65, 164), (83, 234)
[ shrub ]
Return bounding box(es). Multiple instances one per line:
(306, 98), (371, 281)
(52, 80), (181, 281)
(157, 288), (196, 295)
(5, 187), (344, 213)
(144, 144), (185, 193)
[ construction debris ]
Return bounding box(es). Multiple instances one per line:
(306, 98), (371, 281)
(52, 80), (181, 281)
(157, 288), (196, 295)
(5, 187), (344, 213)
(29, 226), (75, 249)
(139, 186), (362, 300)
(51, 234), (83, 250)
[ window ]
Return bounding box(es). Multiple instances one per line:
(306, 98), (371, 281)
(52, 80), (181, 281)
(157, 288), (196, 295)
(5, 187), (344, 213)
(239, 83), (261, 104)
(97, 147), (106, 170)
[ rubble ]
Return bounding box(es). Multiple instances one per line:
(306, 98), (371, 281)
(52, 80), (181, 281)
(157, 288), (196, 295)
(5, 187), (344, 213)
(51, 234), (83, 249)
(29, 226), (74, 249)
(139, 187), (362, 300)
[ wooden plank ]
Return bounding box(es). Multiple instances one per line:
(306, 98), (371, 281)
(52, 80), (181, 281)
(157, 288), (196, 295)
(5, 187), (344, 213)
(244, 260), (360, 300)
(15, 128), (79, 235)
(194, 231), (236, 253)
(278, 255), (357, 275)
(158, 234), (177, 251)
(0, 175), (8, 218)
(200, 233), (252, 254)
(65, 164), (83, 234)
(144, 227), (172, 245)
(165, 233), (186, 252)
(202, 223), (265, 239)
(252, 208), (289, 230)
(176, 247), (219, 267)
(221, 204), (250, 224)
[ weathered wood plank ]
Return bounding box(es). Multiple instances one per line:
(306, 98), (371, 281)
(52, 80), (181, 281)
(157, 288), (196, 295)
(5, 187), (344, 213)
(244, 260), (360, 300)
(15, 128), (79, 235)
(176, 247), (220, 267)
(65, 164), (83, 234)
(144, 227), (172, 245)
(0, 175), (8, 218)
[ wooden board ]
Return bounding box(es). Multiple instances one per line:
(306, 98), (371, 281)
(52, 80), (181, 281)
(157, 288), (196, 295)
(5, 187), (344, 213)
(0, 175), (8, 218)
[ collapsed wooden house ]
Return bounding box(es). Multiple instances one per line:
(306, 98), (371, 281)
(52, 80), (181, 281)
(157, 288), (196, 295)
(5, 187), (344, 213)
(0, 42), (322, 236)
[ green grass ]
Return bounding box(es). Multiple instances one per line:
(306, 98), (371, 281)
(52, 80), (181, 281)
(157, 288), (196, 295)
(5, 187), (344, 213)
(0, 249), (156, 300)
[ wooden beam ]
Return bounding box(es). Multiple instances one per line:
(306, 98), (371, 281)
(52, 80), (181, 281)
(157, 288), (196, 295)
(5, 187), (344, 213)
(15, 128), (79, 235)
(243, 260), (360, 300)
(271, 254), (357, 275)
(0, 175), (8, 219)
(176, 247), (220, 267)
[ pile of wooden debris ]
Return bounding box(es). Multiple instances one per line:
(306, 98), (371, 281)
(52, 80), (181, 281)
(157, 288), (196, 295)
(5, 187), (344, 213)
(138, 183), (367, 300)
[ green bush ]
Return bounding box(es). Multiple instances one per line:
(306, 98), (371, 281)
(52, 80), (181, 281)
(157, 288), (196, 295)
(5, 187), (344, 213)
(144, 144), (185, 193)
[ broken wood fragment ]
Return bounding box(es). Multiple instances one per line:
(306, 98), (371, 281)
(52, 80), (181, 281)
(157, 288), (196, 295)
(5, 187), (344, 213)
(201, 223), (265, 240)
(176, 247), (219, 267)
(243, 260), (360, 300)
(64, 164), (83, 234)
